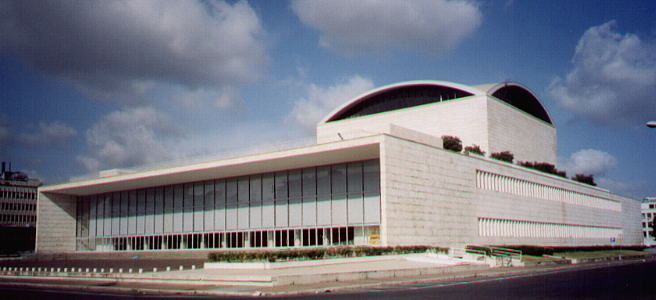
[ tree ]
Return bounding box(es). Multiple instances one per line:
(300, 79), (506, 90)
(490, 151), (514, 163)
(572, 174), (596, 186)
(441, 135), (462, 152)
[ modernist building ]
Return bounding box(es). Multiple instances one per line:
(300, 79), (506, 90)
(36, 81), (642, 254)
(1, 162), (41, 254)
(641, 198), (656, 246)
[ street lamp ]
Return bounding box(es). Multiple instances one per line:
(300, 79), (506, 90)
(648, 121), (656, 128)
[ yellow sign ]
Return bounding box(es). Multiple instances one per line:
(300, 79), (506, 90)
(369, 235), (380, 245)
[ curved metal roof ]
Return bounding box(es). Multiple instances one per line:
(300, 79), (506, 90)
(482, 82), (553, 124)
(321, 80), (553, 125)
(321, 80), (483, 123)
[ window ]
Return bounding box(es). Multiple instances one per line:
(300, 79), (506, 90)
(328, 84), (474, 121)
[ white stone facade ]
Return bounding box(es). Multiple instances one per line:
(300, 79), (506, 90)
(378, 131), (640, 248)
(318, 81), (556, 164)
(35, 80), (641, 253)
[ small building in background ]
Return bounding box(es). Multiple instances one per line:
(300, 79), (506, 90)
(641, 197), (656, 247)
(0, 162), (41, 255)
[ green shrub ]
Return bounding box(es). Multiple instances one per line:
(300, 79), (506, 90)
(519, 161), (567, 178)
(572, 173), (596, 186)
(490, 151), (514, 163)
(441, 135), (463, 152)
(207, 245), (449, 263)
(464, 144), (485, 156)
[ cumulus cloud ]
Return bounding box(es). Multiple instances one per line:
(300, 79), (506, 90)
(291, 0), (482, 55)
(0, 0), (266, 103)
(77, 107), (181, 171)
(175, 87), (241, 110)
(0, 117), (76, 148)
(17, 121), (77, 145)
(77, 106), (315, 173)
(288, 76), (375, 132)
(549, 21), (656, 125)
(564, 149), (617, 176)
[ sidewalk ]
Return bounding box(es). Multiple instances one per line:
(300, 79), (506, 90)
(0, 254), (486, 286)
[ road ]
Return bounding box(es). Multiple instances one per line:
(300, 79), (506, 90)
(316, 260), (656, 299)
(1, 260), (655, 299)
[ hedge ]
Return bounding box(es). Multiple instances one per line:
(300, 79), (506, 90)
(207, 245), (448, 262)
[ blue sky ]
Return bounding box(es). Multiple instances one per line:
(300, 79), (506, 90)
(0, 0), (654, 198)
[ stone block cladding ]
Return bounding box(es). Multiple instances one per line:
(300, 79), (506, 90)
(379, 133), (641, 248)
(36, 193), (77, 253)
(486, 98), (557, 164)
(318, 96), (490, 153)
(318, 95), (557, 166)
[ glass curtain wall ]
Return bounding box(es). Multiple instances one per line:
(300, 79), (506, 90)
(75, 159), (380, 251)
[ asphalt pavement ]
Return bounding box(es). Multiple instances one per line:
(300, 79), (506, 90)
(1, 251), (655, 298)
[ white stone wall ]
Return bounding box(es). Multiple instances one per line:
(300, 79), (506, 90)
(486, 98), (557, 164)
(380, 134), (479, 248)
(317, 96), (490, 152)
(379, 134), (641, 248)
(620, 195), (642, 245)
(36, 192), (77, 253)
(317, 95), (557, 166)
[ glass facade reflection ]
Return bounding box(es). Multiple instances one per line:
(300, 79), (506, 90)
(75, 159), (380, 251)
(328, 84), (474, 122)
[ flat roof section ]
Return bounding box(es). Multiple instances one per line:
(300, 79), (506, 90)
(41, 136), (382, 196)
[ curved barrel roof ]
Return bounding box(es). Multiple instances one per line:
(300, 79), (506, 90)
(321, 80), (552, 125)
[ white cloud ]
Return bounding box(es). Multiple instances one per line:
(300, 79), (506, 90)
(291, 0), (482, 55)
(564, 148), (617, 176)
(549, 21), (656, 125)
(0, 117), (76, 148)
(17, 121), (77, 145)
(214, 87), (241, 109)
(288, 75), (375, 132)
(77, 100), (315, 172)
(77, 107), (181, 171)
(175, 87), (241, 110)
(0, 0), (266, 103)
